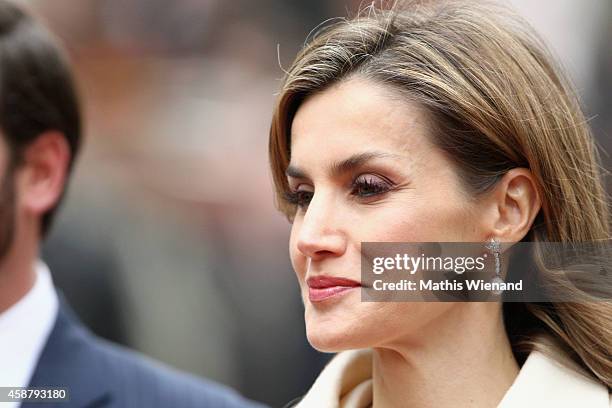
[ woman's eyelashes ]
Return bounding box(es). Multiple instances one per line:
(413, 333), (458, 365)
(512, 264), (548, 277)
(351, 174), (393, 198)
(284, 174), (395, 209)
(283, 188), (313, 208)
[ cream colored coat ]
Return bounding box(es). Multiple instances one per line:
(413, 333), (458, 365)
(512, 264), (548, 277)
(295, 348), (610, 408)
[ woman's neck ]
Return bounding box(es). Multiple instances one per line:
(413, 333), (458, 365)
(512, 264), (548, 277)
(372, 303), (519, 408)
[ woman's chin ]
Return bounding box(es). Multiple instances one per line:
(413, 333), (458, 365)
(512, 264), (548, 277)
(305, 322), (370, 352)
(306, 331), (350, 352)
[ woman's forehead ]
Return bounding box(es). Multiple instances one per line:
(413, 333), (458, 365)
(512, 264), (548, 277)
(289, 78), (430, 163)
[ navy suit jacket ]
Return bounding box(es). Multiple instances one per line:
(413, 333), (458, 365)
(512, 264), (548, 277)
(24, 297), (268, 408)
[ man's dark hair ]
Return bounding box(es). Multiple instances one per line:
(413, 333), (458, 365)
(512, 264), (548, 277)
(0, 1), (81, 237)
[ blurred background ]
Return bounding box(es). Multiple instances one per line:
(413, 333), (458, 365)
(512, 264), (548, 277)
(11, 0), (610, 406)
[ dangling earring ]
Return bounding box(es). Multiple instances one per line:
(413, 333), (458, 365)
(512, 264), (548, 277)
(484, 237), (504, 291)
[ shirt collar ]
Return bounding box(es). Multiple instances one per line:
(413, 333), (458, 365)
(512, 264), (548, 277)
(0, 260), (59, 389)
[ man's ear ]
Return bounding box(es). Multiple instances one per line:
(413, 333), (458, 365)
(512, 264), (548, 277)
(16, 131), (70, 218)
(482, 168), (542, 243)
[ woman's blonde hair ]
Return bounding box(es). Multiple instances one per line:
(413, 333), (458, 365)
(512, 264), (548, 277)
(269, 0), (611, 386)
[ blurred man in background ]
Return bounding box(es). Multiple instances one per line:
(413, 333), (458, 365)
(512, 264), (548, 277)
(0, 1), (265, 407)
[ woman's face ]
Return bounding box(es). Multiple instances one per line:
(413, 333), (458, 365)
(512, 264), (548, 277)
(287, 77), (489, 351)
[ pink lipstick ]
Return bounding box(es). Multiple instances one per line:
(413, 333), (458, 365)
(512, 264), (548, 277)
(307, 276), (361, 302)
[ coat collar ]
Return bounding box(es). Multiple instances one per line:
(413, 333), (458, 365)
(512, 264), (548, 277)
(24, 294), (112, 408)
(297, 348), (610, 408)
(498, 349), (609, 407)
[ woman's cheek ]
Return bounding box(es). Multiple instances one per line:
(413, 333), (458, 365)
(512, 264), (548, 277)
(362, 195), (468, 242)
(355, 206), (426, 242)
(289, 222), (306, 281)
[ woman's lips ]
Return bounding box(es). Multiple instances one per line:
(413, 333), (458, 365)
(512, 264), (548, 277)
(306, 276), (361, 302)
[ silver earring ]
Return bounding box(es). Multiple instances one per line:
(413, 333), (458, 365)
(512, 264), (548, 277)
(484, 237), (504, 290)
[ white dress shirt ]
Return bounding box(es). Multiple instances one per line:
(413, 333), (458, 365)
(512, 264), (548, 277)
(0, 261), (59, 408)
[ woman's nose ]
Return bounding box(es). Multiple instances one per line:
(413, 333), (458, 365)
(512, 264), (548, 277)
(295, 193), (347, 260)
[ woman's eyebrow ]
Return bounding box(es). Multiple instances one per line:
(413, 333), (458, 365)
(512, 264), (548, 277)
(329, 151), (401, 177)
(286, 151), (402, 179)
(285, 164), (308, 179)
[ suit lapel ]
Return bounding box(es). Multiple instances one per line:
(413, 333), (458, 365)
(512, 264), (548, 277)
(24, 295), (113, 408)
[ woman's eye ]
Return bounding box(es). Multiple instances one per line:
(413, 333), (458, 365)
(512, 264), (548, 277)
(351, 175), (392, 198)
(283, 189), (313, 209)
(283, 175), (391, 209)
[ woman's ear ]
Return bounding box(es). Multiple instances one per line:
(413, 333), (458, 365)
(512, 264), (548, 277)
(484, 168), (541, 243)
(16, 131), (70, 219)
